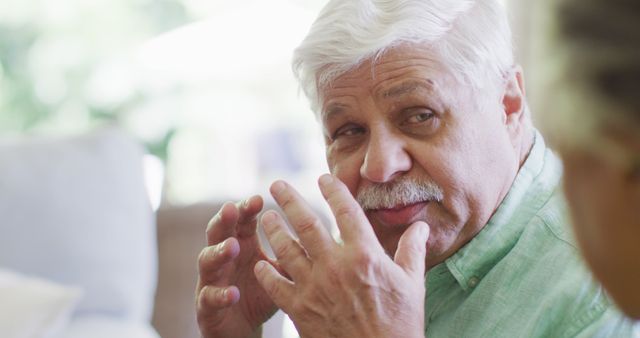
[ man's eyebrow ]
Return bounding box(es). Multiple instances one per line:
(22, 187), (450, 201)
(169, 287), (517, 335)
(322, 103), (349, 123)
(378, 80), (435, 99)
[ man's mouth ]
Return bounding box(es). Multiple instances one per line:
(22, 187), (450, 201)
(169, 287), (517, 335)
(368, 201), (429, 227)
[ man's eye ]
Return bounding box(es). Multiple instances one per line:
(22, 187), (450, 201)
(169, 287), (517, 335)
(405, 110), (435, 124)
(332, 125), (365, 140)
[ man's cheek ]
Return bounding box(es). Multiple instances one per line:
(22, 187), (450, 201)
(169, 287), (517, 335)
(333, 171), (360, 197)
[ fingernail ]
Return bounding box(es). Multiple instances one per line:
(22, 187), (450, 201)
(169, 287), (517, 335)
(261, 212), (277, 233)
(243, 198), (250, 208)
(255, 261), (266, 273)
(262, 211), (277, 225)
(421, 222), (430, 238)
(319, 174), (333, 186)
(271, 181), (286, 195)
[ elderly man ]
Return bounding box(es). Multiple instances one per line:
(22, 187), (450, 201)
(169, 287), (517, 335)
(195, 0), (635, 337)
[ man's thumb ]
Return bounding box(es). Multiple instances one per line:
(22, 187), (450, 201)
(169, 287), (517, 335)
(394, 221), (430, 277)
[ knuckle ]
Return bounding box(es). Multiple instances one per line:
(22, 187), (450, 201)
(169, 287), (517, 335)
(291, 297), (313, 318)
(350, 247), (375, 268)
(292, 297), (324, 323)
(273, 240), (296, 259)
(265, 278), (280, 300)
(199, 287), (216, 309)
(196, 287), (226, 335)
(279, 196), (298, 216)
(290, 300), (305, 315)
(198, 245), (225, 272)
(296, 215), (319, 235)
(205, 214), (220, 234)
(195, 287), (204, 309)
(325, 262), (342, 285)
(197, 247), (212, 268)
(334, 201), (358, 219)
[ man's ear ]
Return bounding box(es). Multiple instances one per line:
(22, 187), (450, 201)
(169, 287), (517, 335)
(502, 65), (527, 141)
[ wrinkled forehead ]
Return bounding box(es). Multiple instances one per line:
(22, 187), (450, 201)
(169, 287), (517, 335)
(318, 43), (449, 88)
(317, 45), (461, 119)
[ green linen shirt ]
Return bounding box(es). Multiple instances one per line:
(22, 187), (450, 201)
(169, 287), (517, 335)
(425, 133), (636, 337)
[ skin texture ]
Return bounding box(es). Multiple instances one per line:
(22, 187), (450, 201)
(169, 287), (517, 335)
(320, 45), (532, 269)
(255, 176), (429, 338)
(195, 196), (277, 338)
(196, 43), (534, 337)
(560, 131), (640, 319)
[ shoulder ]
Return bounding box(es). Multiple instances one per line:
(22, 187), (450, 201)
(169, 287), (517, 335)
(512, 190), (633, 337)
(529, 187), (575, 249)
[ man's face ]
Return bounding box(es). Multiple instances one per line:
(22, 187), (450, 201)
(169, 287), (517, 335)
(319, 44), (524, 268)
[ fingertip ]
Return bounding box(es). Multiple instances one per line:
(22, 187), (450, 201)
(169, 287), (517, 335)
(215, 202), (240, 228)
(226, 285), (240, 304)
(241, 195), (264, 213)
(223, 201), (239, 215)
(318, 175), (341, 200)
(253, 260), (278, 292)
(413, 221), (430, 240)
(260, 210), (280, 234)
(318, 174), (333, 187)
(224, 237), (241, 258)
(206, 208), (224, 234)
(415, 222), (430, 255)
(261, 210), (278, 223)
(254, 260), (268, 276)
(270, 180), (287, 196)
(413, 222), (430, 259)
(423, 221), (430, 234)
(250, 194), (264, 210)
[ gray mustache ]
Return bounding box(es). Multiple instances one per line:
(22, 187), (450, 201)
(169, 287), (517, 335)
(356, 178), (444, 210)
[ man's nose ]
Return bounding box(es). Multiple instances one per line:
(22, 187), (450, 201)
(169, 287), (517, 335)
(360, 130), (412, 183)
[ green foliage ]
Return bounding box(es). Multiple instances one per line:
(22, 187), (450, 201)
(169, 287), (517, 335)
(0, 0), (189, 160)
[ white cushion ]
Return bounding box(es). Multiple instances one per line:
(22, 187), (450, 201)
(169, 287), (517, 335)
(58, 315), (159, 338)
(0, 128), (157, 322)
(0, 268), (81, 338)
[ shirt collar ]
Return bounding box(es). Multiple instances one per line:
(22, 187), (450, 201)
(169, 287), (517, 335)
(442, 131), (561, 291)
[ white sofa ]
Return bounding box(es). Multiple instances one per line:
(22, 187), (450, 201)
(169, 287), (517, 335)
(0, 128), (158, 338)
(0, 127), (295, 338)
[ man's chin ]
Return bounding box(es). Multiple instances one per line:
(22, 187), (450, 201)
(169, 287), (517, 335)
(424, 236), (458, 269)
(378, 235), (449, 271)
(366, 206), (454, 264)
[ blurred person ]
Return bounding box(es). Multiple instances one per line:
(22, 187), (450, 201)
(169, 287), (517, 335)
(539, 0), (640, 320)
(195, 0), (636, 337)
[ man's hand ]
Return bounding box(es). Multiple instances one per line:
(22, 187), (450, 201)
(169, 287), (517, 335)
(253, 175), (430, 338)
(195, 195), (279, 338)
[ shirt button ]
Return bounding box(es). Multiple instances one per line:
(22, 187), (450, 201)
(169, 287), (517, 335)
(468, 276), (480, 288)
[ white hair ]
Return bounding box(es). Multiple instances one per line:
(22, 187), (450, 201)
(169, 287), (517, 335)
(292, 0), (515, 114)
(356, 176), (444, 210)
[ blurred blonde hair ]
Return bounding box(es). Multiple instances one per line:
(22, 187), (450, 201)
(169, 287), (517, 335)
(538, 0), (640, 163)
